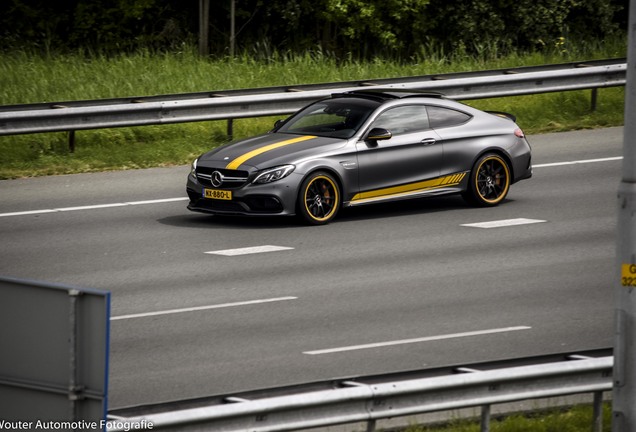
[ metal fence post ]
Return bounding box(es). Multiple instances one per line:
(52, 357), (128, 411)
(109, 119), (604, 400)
(68, 289), (81, 420)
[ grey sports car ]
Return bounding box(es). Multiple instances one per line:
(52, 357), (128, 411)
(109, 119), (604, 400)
(186, 90), (532, 225)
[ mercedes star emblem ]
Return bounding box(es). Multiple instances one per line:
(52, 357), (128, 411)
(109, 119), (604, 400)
(211, 171), (224, 187)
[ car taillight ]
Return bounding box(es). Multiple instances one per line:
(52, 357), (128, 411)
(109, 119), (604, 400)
(514, 128), (525, 138)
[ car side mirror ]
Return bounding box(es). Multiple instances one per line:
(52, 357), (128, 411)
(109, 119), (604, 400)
(366, 128), (392, 141)
(274, 119), (284, 129)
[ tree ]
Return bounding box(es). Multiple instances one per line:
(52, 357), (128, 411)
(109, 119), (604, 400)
(317, 0), (430, 58)
(0, 0), (626, 59)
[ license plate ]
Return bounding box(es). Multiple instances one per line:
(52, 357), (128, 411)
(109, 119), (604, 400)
(203, 189), (232, 200)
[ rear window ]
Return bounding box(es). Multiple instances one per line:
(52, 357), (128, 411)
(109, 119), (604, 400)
(427, 106), (471, 128)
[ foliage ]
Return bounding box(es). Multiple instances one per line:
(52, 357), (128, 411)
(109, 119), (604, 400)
(0, 0), (194, 54)
(318, 0), (431, 58)
(402, 403), (612, 432)
(0, 0), (626, 60)
(421, 0), (625, 58)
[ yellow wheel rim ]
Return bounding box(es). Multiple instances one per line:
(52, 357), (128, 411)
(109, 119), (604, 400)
(475, 156), (510, 204)
(303, 175), (339, 222)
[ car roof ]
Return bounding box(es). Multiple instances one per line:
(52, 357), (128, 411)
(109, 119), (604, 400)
(332, 89), (446, 102)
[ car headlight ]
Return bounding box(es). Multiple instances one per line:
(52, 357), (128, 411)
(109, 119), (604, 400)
(252, 165), (295, 184)
(190, 158), (198, 177)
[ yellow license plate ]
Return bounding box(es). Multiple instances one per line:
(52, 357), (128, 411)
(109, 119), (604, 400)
(203, 189), (232, 200)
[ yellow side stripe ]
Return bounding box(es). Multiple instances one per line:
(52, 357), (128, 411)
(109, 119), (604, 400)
(352, 172), (467, 202)
(444, 173), (464, 185)
(225, 135), (317, 170)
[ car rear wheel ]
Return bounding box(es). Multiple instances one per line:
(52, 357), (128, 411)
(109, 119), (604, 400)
(463, 153), (511, 206)
(298, 172), (340, 225)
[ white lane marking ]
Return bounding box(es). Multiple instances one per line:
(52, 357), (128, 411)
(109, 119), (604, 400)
(461, 218), (547, 229)
(533, 156), (622, 168)
(0, 197), (188, 218)
(0, 209), (58, 217)
(111, 296), (298, 320)
(206, 245), (295, 256)
(303, 326), (532, 355)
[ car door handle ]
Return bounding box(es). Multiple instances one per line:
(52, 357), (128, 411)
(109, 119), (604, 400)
(421, 138), (436, 146)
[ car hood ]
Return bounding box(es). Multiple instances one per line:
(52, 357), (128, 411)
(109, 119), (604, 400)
(197, 133), (348, 171)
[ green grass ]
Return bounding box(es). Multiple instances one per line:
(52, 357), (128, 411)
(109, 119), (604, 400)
(0, 39), (627, 179)
(400, 403), (612, 432)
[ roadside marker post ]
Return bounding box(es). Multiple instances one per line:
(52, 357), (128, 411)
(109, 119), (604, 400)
(613, 0), (636, 429)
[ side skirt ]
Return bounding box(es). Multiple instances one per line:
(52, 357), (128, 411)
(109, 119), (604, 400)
(344, 187), (463, 207)
(344, 172), (469, 207)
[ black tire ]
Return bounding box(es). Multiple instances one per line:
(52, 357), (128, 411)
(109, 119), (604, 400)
(463, 153), (511, 207)
(297, 171), (340, 225)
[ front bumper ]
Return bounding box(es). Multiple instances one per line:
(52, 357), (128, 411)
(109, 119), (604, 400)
(186, 172), (301, 217)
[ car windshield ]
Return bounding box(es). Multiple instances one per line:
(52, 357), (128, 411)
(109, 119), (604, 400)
(276, 97), (380, 139)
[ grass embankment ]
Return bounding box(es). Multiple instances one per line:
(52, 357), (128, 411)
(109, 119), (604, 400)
(0, 40), (626, 179)
(401, 404), (612, 432)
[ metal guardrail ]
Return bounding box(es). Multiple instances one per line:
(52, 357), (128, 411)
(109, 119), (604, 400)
(0, 58), (626, 137)
(107, 352), (613, 432)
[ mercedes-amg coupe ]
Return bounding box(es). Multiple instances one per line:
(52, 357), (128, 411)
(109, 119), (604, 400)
(187, 90), (532, 225)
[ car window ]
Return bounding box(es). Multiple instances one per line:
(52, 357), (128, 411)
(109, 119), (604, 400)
(277, 98), (378, 139)
(287, 106), (342, 130)
(427, 105), (472, 128)
(370, 105), (430, 136)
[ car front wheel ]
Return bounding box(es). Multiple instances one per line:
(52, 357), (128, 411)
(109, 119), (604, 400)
(463, 153), (511, 206)
(298, 171), (340, 225)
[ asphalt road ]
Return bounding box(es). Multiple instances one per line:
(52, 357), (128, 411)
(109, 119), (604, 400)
(0, 127), (622, 410)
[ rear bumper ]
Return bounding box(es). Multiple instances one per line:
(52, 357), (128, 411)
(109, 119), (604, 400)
(511, 138), (533, 183)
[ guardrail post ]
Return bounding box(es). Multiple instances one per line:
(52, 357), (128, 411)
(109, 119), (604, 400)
(227, 119), (234, 140)
(366, 418), (376, 432)
(591, 88), (598, 112)
(593, 391), (603, 432)
(69, 130), (76, 153)
(481, 404), (491, 432)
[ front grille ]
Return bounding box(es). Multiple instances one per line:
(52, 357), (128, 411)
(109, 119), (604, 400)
(196, 167), (249, 188)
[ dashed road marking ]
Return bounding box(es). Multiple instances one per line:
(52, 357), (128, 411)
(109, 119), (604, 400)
(111, 296), (298, 320)
(303, 326), (532, 355)
(205, 245), (294, 256)
(461, 218), (547, 229)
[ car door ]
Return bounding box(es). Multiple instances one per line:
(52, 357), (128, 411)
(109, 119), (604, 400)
(426, 104), (475, 176)
(356, 104), (442, 195)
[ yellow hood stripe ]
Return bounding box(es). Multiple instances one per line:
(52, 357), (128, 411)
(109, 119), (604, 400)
(226, 135), (317, 170)
(352, 172), (467, 202)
